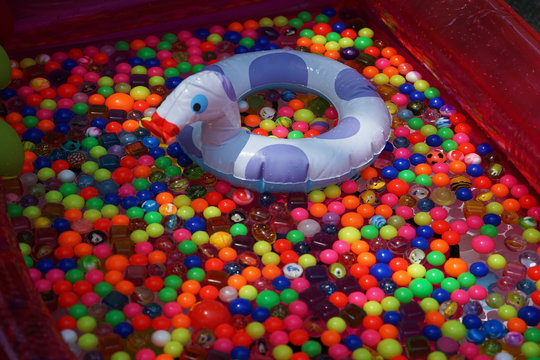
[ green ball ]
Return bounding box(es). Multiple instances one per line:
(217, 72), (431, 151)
(77, 316), (97, 333)
(159, 287), (178, 303)
(438, 127), (454, 140)
(289, 18), (303, 29)
(165, 165), (182, 178)
(314, 14), (329, 23)
(187, 267), (205, 282)
(522, 342), (540, 358)
(398, 170), (416, 183)
(163, 33), (177, 43)
(377, 339), (403, 359)
(409, 278), (433, 298)
(59, 183), (78, 197)
(126, 206), (144, 219)
(68, 304), (88, 319)
(105, 309), (125, 326)
(408, 117), (424, 130)
(132, 178), (150, 191)
(424, 87), (440, 99)
(66, 269), (85, 283)
(177, 62), (192, 73)
(22, 115), (39, 128)
(441, 320), (467, 340)
(415, 174), (433, 187)
(440, 277), (460, 292)
(8, 204), (23, 217)
(155, 156), (172, 169)
(352, 348), (373, 360)
(157, 41), (172, 51)
(115, 41), (130, 50)
(480, 224), (498, 238)
(137, 47), (156, 60)
(178, 240), (197, 255)
(287, 130), (304, 139)
(230, 223), (248, 236)
(72, 102), (88, 115)
(525, 328), (540, 343)
(81, 137), (99, 150)
(297, 10), (312, 22)
(354, 36), (373, 50)
(97, 86), (114, 98)
(24, 256), (33, 268)
(164, 67), (179, 78)
(256, 290), (280, 309)
(94, 282), (113, 297)
(78, 333), (98, 351)
(144, 211), (163, 224)
(239, 37), (255, 48)
(441, 139), (458, 152)
(286, 230), (305, 244)
(361, 225), (379, 239)
(300, 29), (315, 39)
(394, 287), (413, 303)
(302, 340), (322, 357)
(0, 119), (24, 176)
(164, 275), (183, 290)
(426, 251), (446, 266)
(86, 197), (104, 210)
(457, 272), (476, 288)
(280, 289), (298, 304)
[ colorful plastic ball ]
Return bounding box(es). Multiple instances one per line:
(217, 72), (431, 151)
(471, 235), (495, 254)
(518, 306), (540, 326)
(376, 339), (402, 359)
(441, 320), (467, 341)
(423, 325), (443, 341)
(189, 300), (230, 329)
(470, 262), (489, 277)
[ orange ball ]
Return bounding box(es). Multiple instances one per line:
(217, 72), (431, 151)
(171, 313), (190, 329)
(357, 252), (376, 267)
(379, 324), (399, 339)
(507, 318), (527, 333)
(449, 160), (466, 174)
(105, 93), (134, 112)
(357, 204), (375, 218)
(190, 198), (209, 213)
(329, 292), (348, 308)
(392, 270), (411, 286)
(262, 265), (282, 280)
(444, 258), (468, 278)
(244, 114), (261, 127)
(115, 280), (135, 295)
(122, 119), (139, 132)
(181, 280), (201, 295)
(309, 203), (328, 218)
(342, 195), (361, 210)
(104, 270), (124, 285)
(502, 198), (520, 212)
(177, 292), (197, 308)
(491, 183), (509, 197)
(415, 163), (433, 175)
(228, 275), (247, 290)
(148, 250), (167, 264)
(351, 240), (370, 254)
(375, 204), (393, 219)
(146, 94), (163, 106)
(74, 243), (93, 257)
(218, 247), (237, 262)
(432, 173), (450, 187)
(288, 99), (305, 111)
(242, 266), (261, 282)
(340, 212), (364, 228)
(88, 94), (105, 105)
(105, 254), (129, 272)
(111, 214), (130, 226)
(430, 239), (450, 253)
(361, 167), (377, 180)
(57, 231), (82, 247)
(321, 330), (341, 346)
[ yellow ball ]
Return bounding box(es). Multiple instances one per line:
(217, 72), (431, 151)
(487, 254), (506, 270)
(209, 231), (232, 250)
(159, 203), (177, 216)
(34, 216), (51, 229)
(414, 79), (430, 92)
(373, 73), (389, 85)
(363, 300), (383, 316)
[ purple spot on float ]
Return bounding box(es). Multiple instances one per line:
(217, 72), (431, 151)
(178, 126), (202, 158)
(202, 65), (224, 75)
(212, 72), (237, 102)
(334, 68), (377, 101)
(245, 144), (309, 183)
(317, 116), (361, 140)
(249, 53), (308, 88)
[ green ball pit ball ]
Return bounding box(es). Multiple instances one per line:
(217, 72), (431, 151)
(441, 320), (467, 341)
(256, 290), (280, 309)
(78, 333), (98, 351)
(377, 339), (403, 359)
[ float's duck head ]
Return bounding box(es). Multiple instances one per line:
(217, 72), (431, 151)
(142, 70), (239, 144)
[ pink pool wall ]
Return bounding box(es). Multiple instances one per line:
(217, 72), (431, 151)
(0, 0), (539, 359)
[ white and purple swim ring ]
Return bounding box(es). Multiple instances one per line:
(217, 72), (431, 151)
(143, 50), (391, 193)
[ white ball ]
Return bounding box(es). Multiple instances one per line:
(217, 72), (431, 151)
(493, 352), (513, 360)
(297, 219), (321, 238)
(219, 286), (238, 303)
(61, 329), (78, 344)
(238, 100), (249, 112)
(151, 330), (171, 347)
(406, 70), (422, 83)
(57, 169), (76, 183)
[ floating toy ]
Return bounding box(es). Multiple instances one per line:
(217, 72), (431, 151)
(143, 50), (391, 192)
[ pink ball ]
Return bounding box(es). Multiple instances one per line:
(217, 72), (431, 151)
(272, 126), (289, 138)
(188, 56), (204, 66)
(511, 184), (529, 198)
(178, 30), (193, 41)
(209, 25), (225, 35)
(327, 201), (346, 215)
(325, 107), (338, 119)
(432, 162), (449, 173)
(381, 193), (398, 207)
(36, 109), (53, 120)
(185, 38), (201, 47)
(80, 292), (100, 307)
(394, 126), (410, 137)
(83, 46), (99, 57)
(375, 58), (391, 69)
(329, 344), (350, 359)
(429, 207), (448, 220)
(459, 342), (479, 358)
(468, 285), (487, 300)
(366, 287), (385, 302)
(471, 235), (495, 254)
(320, 249), (339, 264)
(453, 132), (470, 144)
(35, 279), (52, 292)
(396, 206), (414, 219)
(214, 180), (232, 194)
(163, 302), (182, 318)
(135, 349), (156, 360)
(473, 355), (491, 360)
(93, 244), (112, 259)
(84, 72), (99, 82)
(17, 86), (34, 99)
(360, 329), (381, 347)
(288, 301), (308, 317)
(241, 29), (257, 39)
(291, 207), (309, 222)
(72, 92), (88, 104)
(145, 35), (160, 47)
(292, 121), (309, 133)
(135, 241), (154, 255)
(277, 106), (294, 118)
(156, 50), (172, 61)
(332, 240), (351, 254)
(500, 175), (518, 188)
(450, 220), (469, 234)
(123, 303), (143, 318)
(341, 180), (358, 194)
(138, 155), (155, 166)
(46, 268), (65, 283)
(116, 63), (132, 73)
(466, 216), (483, 229)
(213, 338), (233, 353)
(71, 65), (87, 76)
(187, 46), (202, 56)
(348, 291), (367, 307)
(113, 73), (130, 84)
(52, 51), (68, 63)
(464, 153), (481, 165)
(391, 93), (408, 106)
(528, 206), (540, 221)
(283, 315), (302, 331)
(394, 148), (410, 159)
(269, 330), (289, 346)
(450, 289), (470, 305)
(174, 229), (192, 242)
(398, 224), (416, 240)
(290, 278), (310, 293)
(148, 67), (164, 77)
(118, 184), (136, 198)
(85, 269), (104, 285)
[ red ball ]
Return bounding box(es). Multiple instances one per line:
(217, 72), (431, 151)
(57, 315), (76, 330)
(189, 300), (231, 329)
(386, 179), (409, 196)
(57, 84), (78, 98)
(132, 314), (152, 331)
(111, 167), (134, 184)
(51, 159), (69, 173)
(80, 186), (99, 200)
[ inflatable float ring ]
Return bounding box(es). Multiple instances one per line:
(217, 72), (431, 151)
(143, 49), (391, 193)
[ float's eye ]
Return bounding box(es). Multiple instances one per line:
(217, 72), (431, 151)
(191, 94), (208, 113)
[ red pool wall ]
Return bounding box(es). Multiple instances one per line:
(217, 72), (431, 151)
(0, 0), (539, 359)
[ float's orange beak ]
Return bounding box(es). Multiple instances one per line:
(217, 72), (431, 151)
(142, 112), (180, 145)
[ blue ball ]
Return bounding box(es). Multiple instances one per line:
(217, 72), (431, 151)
(142, 136), (160, 149)
(383, 141), (394, 152)
(136, 190), (154, 202)
(423, 325), (442, 340)
(128, 57), (144, 67)
(393, 136), (410, 148)
(518, 306), (540, 326)
(466, 329), (486, 344)
(251, 307), (270, 322)
(470, 262), (489, 277)
(482, 319), (506, 339)
(381, 166), (399, 180)
(34, 157), (51, 170)
(114, 322), (134, 338)
(272, 276), (291, 291)
(165, 77), (182, 89)
(466, 164), (483, 177)
(322, 7), (337, 17)
(417, 225), (434, 239)
(22, 128), (44, 143)
(409, 91), (426, 101)
(234, 45), (249, 54)
(399, 83), (415, 95)
(431, 288), (450, 304)
(224, 262), (243, 276)
(476, 143), (494, 156)
(417, 198), (435, 212)
(177, 154), (193, 167)
(167, 143), (183, 157)
(91, 117), (107, 129)
(57, 258), (77, 272)
(229, 298), (252, 316)
(409, 153), (427, 165)
(455, 188), (473, 201)
(428, 97), (444, 109)
(194, 28), (210, 39)
(411, 237), (429, 251)
(344, 334), (363, 351)
(142, 303), (162, 318)
(331, 22), (346, 33)
(0, 88), (16, 100)
(20, 106), (36, 116)
(61, 59), (77, 70)
(54, 123), (70, 134)
(149, 182), (167, 195)
(184, 217), (207, 233)
(375, 249), (393, 264)
(483, 213), (501, 226)
(426, 134), (443, 147)
(223, 31), (242, 44)
(52, 218), (71, 233)
(184, 255), (203, 269)
(148, 147), (166, 159)
(104, 193), (121, 206)
(54, 108), (74, 123)
(141, 200), (159, 212)
(255, 37), (270, 47)
(36, 259), (56, 274)
(397, 109), (414, 121)
(517, 279), (536, 295)
(231, 346), (250, 360)
(369, 263), (393, 281)
(145, 58), (160, 68)
(121, 196), (139, 210)
(393, 158), (410, 171)
(462, 314), (482, 329)
(382, 311), (401, 325)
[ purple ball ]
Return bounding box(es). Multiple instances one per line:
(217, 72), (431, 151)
(340, 47), (359, 60)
